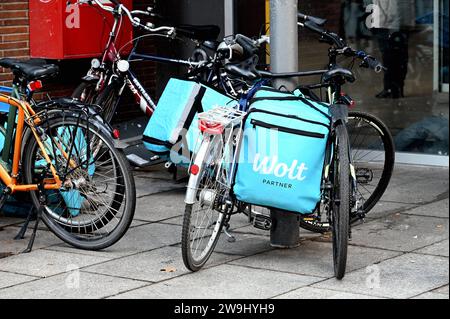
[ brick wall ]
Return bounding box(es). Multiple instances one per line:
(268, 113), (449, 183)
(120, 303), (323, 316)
(0, 0), (29, 86)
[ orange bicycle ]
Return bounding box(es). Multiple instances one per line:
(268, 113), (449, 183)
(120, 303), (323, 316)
(0, 59), (136, 252)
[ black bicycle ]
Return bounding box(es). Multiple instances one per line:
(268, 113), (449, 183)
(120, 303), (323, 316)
(186, 15), (395, 233)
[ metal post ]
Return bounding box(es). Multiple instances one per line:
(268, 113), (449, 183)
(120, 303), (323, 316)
(269, 0), (300, 248)
(224, 0), (235, 37)
(270, 0), (299, 90)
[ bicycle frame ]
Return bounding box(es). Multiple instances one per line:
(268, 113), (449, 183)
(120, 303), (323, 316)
(0, 94), (62, 194)
(84, 9), (204, 118)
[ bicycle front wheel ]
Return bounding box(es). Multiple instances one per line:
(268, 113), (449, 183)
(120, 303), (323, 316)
(23, 115), (136, 250)
(331, 123), (350, 280)
(182, 136), (228, 272)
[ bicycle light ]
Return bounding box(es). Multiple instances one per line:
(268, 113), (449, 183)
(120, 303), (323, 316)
(117, 60), (130, 73)
(27, 80), (43, 92)
(91, 58), (101, 69)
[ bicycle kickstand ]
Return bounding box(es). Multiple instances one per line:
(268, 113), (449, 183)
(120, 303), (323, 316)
(14, 205), (36, 241)
(21, 182), (46, 254)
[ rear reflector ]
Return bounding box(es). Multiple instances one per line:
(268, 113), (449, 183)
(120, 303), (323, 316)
(27, 80), (43, 92)
(190, 164), (200, 176)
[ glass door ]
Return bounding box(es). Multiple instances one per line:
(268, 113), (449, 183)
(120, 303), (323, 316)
(435, 0), (449, 92)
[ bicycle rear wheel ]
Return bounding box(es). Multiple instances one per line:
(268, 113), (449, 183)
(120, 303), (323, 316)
(330, 123), (350, 280)
(182, 136), (228, 272)
(299, 111), (394, 233)
(348, 111), (395, 217)
(23, 115), (136, 250)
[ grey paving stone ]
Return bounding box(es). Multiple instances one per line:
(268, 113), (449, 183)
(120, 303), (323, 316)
(381, 176), (448, 204)
(365, 201), (417, 220)
(134, 176), (185, 198)
(313, 253), (449, 299)
(130, 219), (150, 228)
(351, 213), (449, 252)
(85, 246), (243, 283)
(133, 164), (174, 180)
(401, 199), (449, 218)
(412, 292), (449, 299)
(214, 233), (274, 256)
(231, 240), (400, 278)
(415, 240), (449, 257)
(389, 166), (448, 187)
(134, 188), (186, 222)
(274, 287), (382, 299)
(0, 272), (148, 299)
(110, 264), (322, 299)
(163, 211), (253, 230)
(434, 285), (449, 294)
(52, 223), (183, 258)
(0, 271), (36, 290)
(0, 227), (62, 256)
(0, 249), (111, 278)
(0, 217), (24, 228)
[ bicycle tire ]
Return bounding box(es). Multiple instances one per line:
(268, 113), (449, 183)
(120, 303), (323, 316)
(331, 123), (350, 280)
(72, 82), (99, 105)
(22, 116), (136, 250)
(348, 111), (395, 217)
(299, 111), (394, 233)
(181, 137), (227, 271)
(94, 83), (120, 124)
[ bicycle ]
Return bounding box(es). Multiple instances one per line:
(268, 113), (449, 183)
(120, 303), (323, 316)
(181, 74), (354, 279)
(187, 16), (395, 233)
(69, 0), (219, 123)
(0, 58), (136, 251)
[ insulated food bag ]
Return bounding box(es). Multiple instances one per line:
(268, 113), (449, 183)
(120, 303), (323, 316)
(143, 78), (237, 161)
(233, 88), (331, 214)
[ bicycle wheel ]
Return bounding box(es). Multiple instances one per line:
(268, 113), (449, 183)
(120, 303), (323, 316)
(22, 115), (136, 250)
(330, 123), (350, 280)
(347, 111), (395, 217)
(182, 136), (228, 271)
(299, 111), (395, 232)
(72, 82), (99, 105)
(94, 83), (120, 124)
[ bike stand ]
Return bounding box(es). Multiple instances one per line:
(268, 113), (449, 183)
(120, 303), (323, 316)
(14, 206), (36, 241)
(21, 183), (46, 254)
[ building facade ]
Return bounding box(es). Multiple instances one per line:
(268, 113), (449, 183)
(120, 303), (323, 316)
(0, 0), (448, 164)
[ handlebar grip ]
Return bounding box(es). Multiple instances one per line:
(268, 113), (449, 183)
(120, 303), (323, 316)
(365, 57), (384, 73)
(298, 12), (327, 27)
(303, 21), (326, 35)
(235, 34), (258, 58)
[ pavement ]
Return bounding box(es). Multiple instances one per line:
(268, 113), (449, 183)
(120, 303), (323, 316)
(0, 163), (448, 299)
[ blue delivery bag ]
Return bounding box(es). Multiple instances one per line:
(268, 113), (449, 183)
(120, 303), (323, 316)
(143, 78), (237, 162)
(233, 88), (331, 214)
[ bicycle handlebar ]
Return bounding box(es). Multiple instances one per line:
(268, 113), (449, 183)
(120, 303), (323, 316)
(67, 0), (175, 35)
(298, 12), (327, 27)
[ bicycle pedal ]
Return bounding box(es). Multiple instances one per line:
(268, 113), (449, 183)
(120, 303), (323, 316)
(253, 214), (272, 231)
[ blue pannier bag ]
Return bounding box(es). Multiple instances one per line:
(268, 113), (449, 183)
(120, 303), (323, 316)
(143, 78), (237, 163)
(233, 88), (331, 214)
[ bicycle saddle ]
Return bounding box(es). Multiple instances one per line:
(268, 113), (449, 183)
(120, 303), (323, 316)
(322, 67), (355, 84)
(224, 55), (261, 81)
(176, 25), (221, 41)
(0, 58), (59, 81)
(201, 40), (220, 51)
